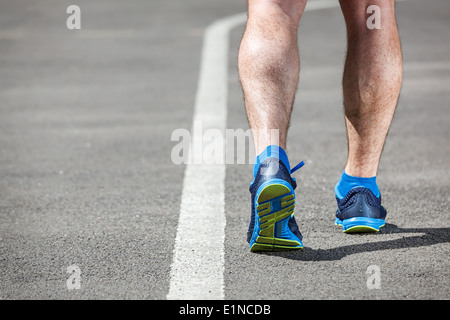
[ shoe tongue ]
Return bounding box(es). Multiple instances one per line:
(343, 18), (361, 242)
(253, 145), (291, 178)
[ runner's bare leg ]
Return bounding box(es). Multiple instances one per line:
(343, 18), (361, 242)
(238, 0), (307, 155)
(340, 0), (403, 177)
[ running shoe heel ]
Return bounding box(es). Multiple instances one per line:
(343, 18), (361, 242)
(250, 181), (303, 252)
(335, 187), (387, 233)
(341, 217), (385, 233)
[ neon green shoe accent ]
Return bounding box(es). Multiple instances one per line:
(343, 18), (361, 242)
(343, 224), (385, 233)
(256, 202), (271, 215)
(250, 243), (302, 252)
(254, 236), (302, 247)
(250, 184), (303, 252)
(257, 184), (291, 203)
(280, 194), (294, 207)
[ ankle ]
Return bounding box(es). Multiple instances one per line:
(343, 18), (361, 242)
(335, 170), (380, 199)
(253, 145), (290, 178)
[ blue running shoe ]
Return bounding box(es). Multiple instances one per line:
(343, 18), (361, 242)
(247, 147), (305, 252)
(335, 187), (387, 233)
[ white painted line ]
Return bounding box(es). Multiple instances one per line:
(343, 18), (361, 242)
(167, 0), (348, 300)
(166, 12), (247, 300)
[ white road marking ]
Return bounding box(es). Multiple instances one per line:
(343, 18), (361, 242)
(166, 12), (247, 300)
(166, 0), (367, 300)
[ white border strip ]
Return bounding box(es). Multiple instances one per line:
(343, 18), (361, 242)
(167, 13), (246, 300)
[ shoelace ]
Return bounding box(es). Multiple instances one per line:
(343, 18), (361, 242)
(291, 161), (305, 174)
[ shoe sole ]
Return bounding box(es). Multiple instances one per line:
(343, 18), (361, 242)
(335, 217), (385, 233)
(250, 180), (303, 252)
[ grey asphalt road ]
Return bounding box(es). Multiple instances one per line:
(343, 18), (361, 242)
(0, 0), (449, 300)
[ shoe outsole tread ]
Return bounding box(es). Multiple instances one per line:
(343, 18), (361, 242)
(250, 183), (303, 252)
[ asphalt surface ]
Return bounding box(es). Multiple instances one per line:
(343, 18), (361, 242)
(0, 0), (449, 300)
